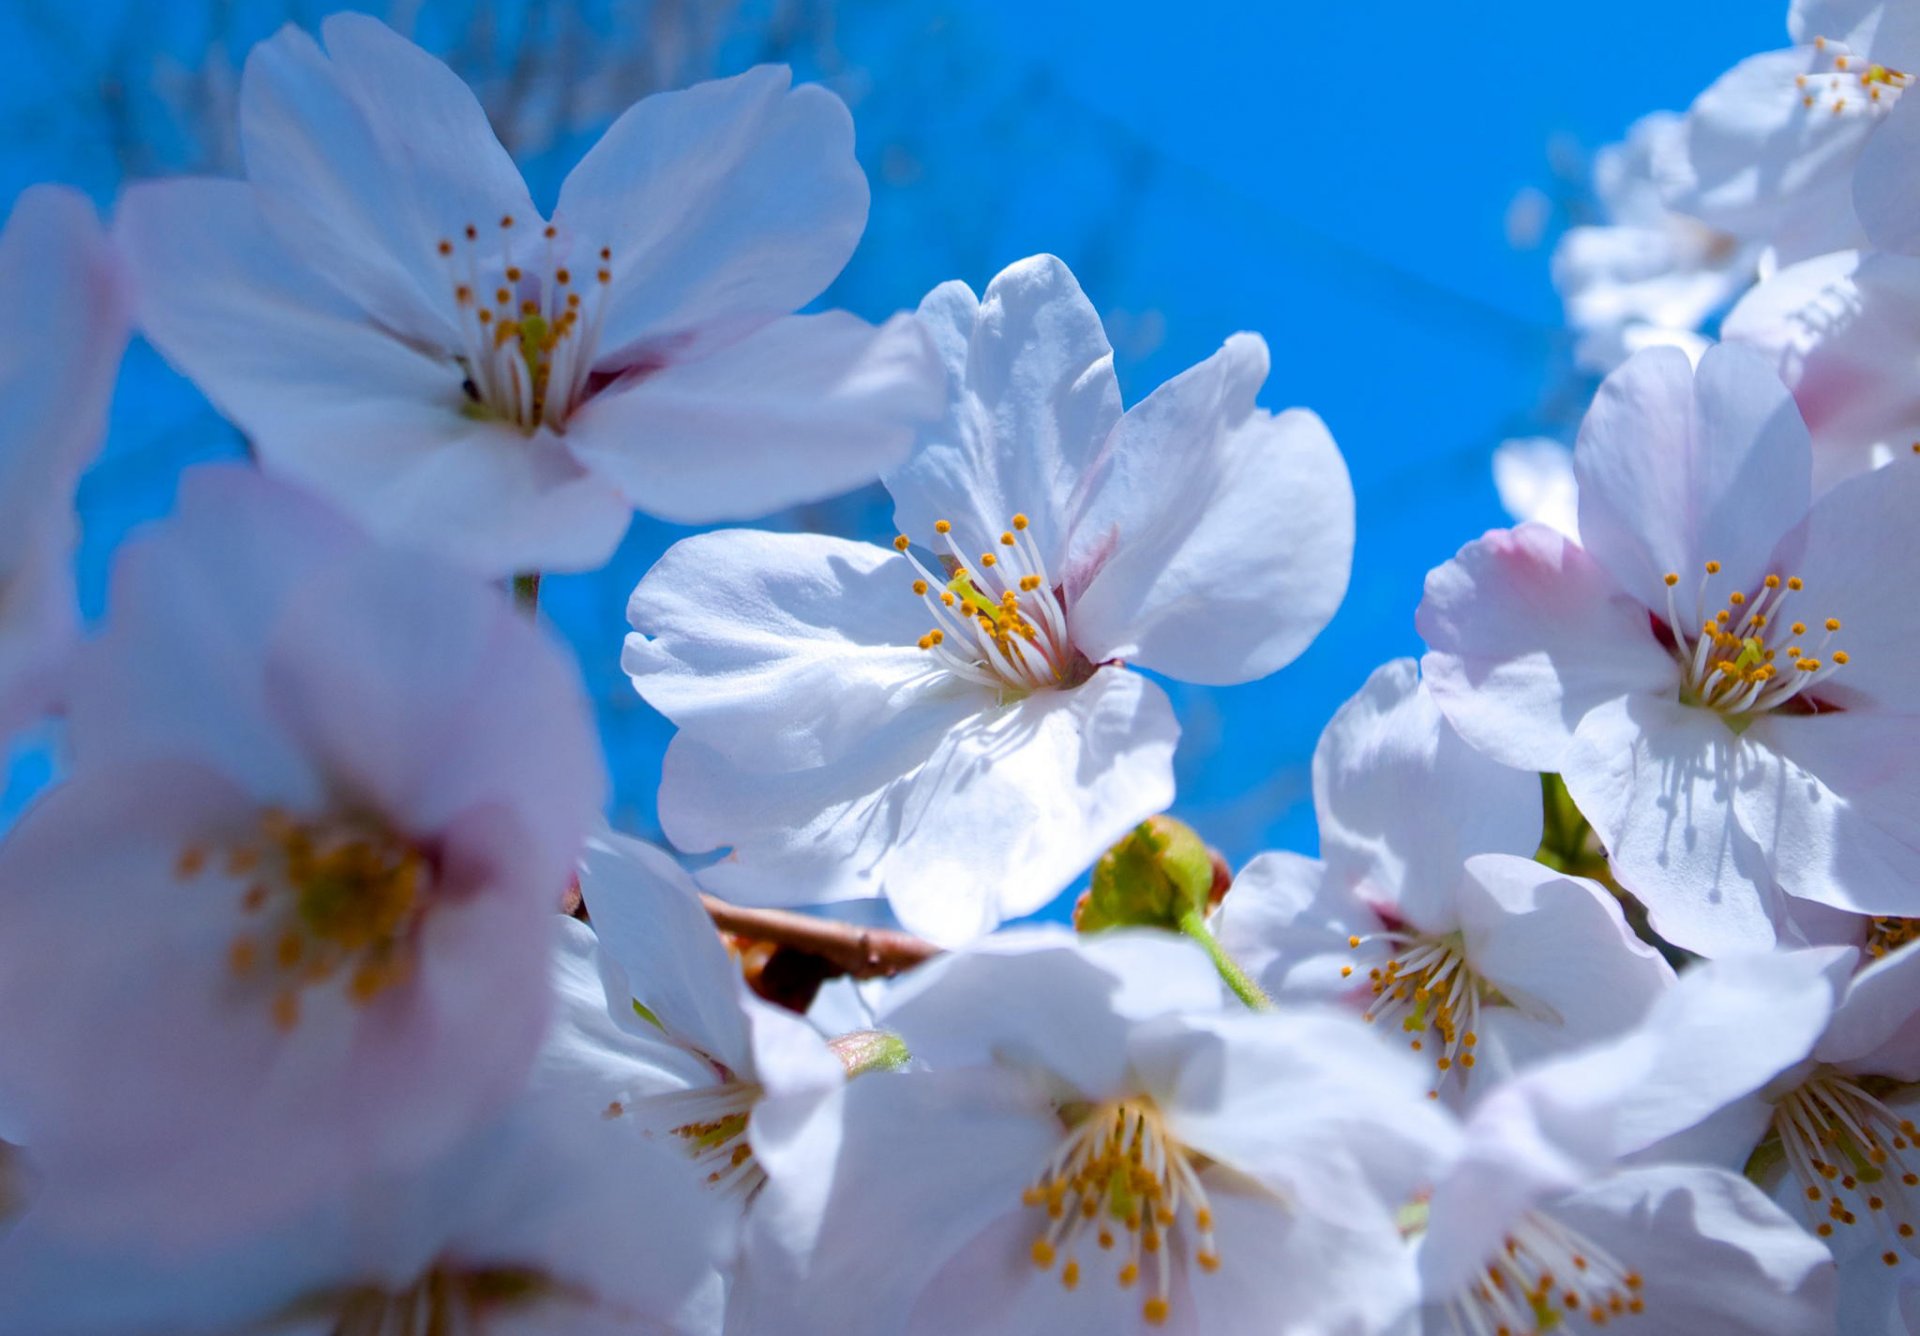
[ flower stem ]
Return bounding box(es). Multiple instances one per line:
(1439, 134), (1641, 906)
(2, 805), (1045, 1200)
(1176, 907), (1272, 1010)
(511, 572), (541, 617)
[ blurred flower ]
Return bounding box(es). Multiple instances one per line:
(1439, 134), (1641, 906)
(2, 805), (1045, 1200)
(738, 930), (1454, 1336)
(1423, 343), (1920, 955)
(0, 186), (127, 736)
(626, 254), (1354, 944)
(115, 13), (941, 577)
(1214, 659), (1671, 1104)
(1492, 437), (1580, 543)
(0, 467), (604, 1241)
(1552, 111), (1754, 374)
(0, 1087), (727, 1336)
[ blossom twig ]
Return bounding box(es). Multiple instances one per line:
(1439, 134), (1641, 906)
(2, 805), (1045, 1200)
(698, 895), (941, 979)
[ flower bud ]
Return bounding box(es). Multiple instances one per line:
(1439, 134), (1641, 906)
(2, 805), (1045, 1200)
(827, 1028), (912, 1078)
(1076, 816), (1215, 933)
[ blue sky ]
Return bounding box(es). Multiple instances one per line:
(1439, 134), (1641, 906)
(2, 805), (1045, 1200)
(2, 0), (1786, 908)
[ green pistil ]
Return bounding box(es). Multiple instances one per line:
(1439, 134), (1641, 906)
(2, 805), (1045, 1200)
(948, 571), (1001, 621)
(1529, 1294), (1564, 1331)
(1834, 1127), (1886, 1184)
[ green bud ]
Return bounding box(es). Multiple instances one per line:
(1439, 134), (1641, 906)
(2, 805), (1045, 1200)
(1076, 816), (1215, 933)
(828, 1028), (912, 1078)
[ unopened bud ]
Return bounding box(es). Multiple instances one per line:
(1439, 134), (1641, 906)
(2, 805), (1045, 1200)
(1076, 816), (1214, 933)
(827, 1028), (911, 1078)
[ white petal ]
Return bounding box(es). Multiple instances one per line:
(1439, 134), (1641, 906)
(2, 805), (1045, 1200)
(624, 529), (967, 773)
(240, 17), (534, 345)
(577, 830), (754, 1079)
(1456, 853), (1674, 1055)
(1492, 437), (1581, 540)
(1549, 1164), (1838, 1335)
(1575, 343), (1813, 612)
(1067, 341), (1354, 684)
(1312, 660), (1541, 930)
(1210, 850), (1361, 1000)
(1719, 247), (1920, 492)
(567, 310), (941, 524)
(116, 180), (630, 576)
(666, 668), (1178, 946)
(1855, 84), (1920, 254)
(1818, 937), (1920, 1077)
(555, 66), (867, 359)
(886, 256), (1122, 570)
(1673, 47), (1878, 261)
(1418, 522), (1676, 772)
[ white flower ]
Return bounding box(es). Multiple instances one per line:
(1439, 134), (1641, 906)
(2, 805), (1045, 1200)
(1407, 973), (1841, 1336)
(1666, 3), (1920, 263)
(115, 14), (943, 577)
(625, 254), (1354, 944)
(0, 1088), (727, 1336)
(1553, 111), (1754, 373)
(0, 467), (604, 1241)
(739, 931), (1455, 1336)
(1421, 342), (1920, 955)
(1215, 659), (1672, 1104)
(0, 186), (127, 736)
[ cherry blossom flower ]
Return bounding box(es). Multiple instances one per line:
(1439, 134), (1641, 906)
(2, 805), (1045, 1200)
(543, 831), (847, 1205)
(1405, 975), (1840, 1336)
(739, 931), (1455, 1336)
(0, 185), (127, 736)
(1553, 111), (1753, 373)
(0, 467), (604, 1241)
(1667, 1), (1920, 263)
(625, 254), (1354, 944)
(1421, 341), (1920, 955)
(0, 1088), (726, 1336)
(114, 13), (943, 577)
(1213, 660), (1672, 1104)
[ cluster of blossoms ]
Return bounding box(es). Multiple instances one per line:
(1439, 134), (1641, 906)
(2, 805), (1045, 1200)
(0, 5), (1917, 1333)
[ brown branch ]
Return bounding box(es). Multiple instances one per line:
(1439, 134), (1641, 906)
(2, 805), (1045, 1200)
(698, 894), (940, 980)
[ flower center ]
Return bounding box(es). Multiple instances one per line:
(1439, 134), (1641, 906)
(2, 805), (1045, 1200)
(1867, 917), (1920, 961)
(1769, 1072), (1920, 1265)
(892, 513), (1083, 695)
(610, 1081), (766, 1199)
(304, 1262), (566, 1335)
(1660, 563), (1847, 720)
(1796, 36), (1913, 115)
(437, 216), (613, 432)
(1022, 1098), (1220, 1327)
(1449, 1210), (1644, 1335)
(177, 808), (430, 1032)
(1346, 931), (1489, 1097)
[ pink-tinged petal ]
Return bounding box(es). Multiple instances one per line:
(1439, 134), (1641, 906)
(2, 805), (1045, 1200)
(1819, 939), (1920, 1078)
(1739, 712), (1920, 917)
(1783, 453), (1920, 708)
(886, 256), (1122, 570)
(1720, 248), (1920, 492)
(1312, 660), (1541, 930)
(664, 667), (1178, 946)
(1561, 693), (1781, 955)
(576, 830), (754, 1079)
(1549, 1165), (1839, 1336)
(1610, 947), (1850, 1158)
(625, 529), (967, 773)
(1575, 343), (1813, 611)
(555, 65), (865, 360)
(1456, 853), (1674, 1053)
(1672, 47), (1879, 262)
(1856, 91), (1920, 255)
(1418, 522), (1676, 772)
(1067, 338), (1353, 684)
(0, 186), (127, 730)
(568, 310), (941, 525)
(879, 931), (1219, 1100)
(64, 464), (358, 794)
(116, 181), (629, 577)
(742, 1068), (1058, 1336)
(1210, 850), (1364, 1001)
(239, 20), (533, 346)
